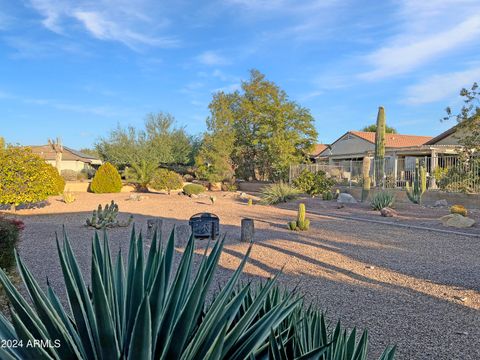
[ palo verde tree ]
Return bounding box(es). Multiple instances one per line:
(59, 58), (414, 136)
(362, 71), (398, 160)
(443, 81), (480, 156)
(96, 113), (194, 191)
(197, 69), (318, 182)
(361, 124), (397, 134)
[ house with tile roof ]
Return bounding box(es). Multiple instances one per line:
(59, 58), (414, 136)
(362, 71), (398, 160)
(29, 145), (102, 173)
(308, 144), (328, 162)
(316, 131), (461, 163)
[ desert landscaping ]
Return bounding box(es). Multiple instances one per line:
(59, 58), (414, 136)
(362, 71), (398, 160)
(6, 189), (479, 359)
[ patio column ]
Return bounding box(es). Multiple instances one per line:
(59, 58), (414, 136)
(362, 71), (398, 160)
(430, 149), (438, 189)
(393, 153), (398, 188)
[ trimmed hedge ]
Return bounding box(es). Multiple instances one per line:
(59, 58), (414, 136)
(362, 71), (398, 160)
(90, 162), (122, 194)
(150, 169), (183, 193)
(183, 184), (205, 196)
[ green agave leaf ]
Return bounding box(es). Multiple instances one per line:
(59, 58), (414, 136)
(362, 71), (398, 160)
(127, 295), (152, 360)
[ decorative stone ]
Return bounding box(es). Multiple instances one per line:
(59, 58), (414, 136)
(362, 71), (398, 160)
(337, 193), (357, 204)
(434, 199), (448, 207)
(190, 194), (199, 199)
(380, 207), (397, 217)
(239, 192), (248, 199)
(241, 218), (255, 242)
(209, 182), (222, 191)
(440, 214), (475, 228)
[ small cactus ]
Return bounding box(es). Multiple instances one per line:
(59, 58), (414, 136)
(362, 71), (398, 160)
(86, 200), (132, 229)
(287, 203), (310, 231)
(406, 159), (426, 204)
(210, 196), (216, 205)
(247, 198), (253, 206)
(361, 157), (371, 202)
(450, 205), (467, 217)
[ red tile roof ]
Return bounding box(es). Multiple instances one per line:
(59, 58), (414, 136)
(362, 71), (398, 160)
(350, 131), (432, 148)
(309, 144), (328, 157)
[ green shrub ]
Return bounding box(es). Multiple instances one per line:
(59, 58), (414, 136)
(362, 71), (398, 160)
(0, 217), (23, 270)
(0, 226), (396, 360)
(371, 191), (395, 210)
(150, 168), (183, 193)
(0, 146), (63, 208)
(293, 169), (335, 196)
(183, 183), (205, 196)
(45, 164), (66, 195)
(322, 190), (333, 200)
(90, 162), (122, 193)
(261, 182), (300, 205)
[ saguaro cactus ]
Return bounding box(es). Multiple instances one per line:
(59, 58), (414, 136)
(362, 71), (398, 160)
(374, 106), (386, 187)
(48, 137), (63, 174)
(361, 156), (371, 202)
(406, 159), (426, 204)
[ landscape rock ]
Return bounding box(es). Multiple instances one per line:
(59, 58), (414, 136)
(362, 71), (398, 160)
(380, 207), (397, 217)
(434, 199), (448, 207)
(239, 192), (248, 199)
(208, 182), (222, 191)
(337, 193), (357, 204)
(190, 194), (199, 199)
(440, 213), (475, 228)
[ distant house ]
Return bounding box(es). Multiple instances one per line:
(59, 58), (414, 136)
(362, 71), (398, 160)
(316, 131), (436, 162)
(424, 124), (468, 146)
(30, 145), (102, 172)
(308, 144), (328, 162)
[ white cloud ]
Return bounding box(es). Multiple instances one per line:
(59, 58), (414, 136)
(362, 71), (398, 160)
(27, 0), (177, 49)
(73, 10), (176, 49)
(403, 67), (480, 105)
(358, 1), (480, 81)
(197, 51), (229, 66)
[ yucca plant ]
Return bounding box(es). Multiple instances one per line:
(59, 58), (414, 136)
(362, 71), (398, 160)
(0, 227), (395, 359)
(370, 191), (395, 211)
(261, 182), (301, 205)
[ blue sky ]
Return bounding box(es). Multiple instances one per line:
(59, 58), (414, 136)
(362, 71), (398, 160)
(1, 0), (479, 149)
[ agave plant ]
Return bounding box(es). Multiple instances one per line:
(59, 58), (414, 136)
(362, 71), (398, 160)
(370, 191), (395, 211)
(0, 226), (395, 359)
(261, 182), (301, 205)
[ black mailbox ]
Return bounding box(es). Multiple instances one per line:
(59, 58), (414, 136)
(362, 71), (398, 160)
(189, 213), (220, 240)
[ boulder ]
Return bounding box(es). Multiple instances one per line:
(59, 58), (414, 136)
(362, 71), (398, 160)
(434, 199), (448, 207)
(337, 193), (357, 204)
(440, 214), (475, 228)
(380, 207), (397, 217)
(208, 182), (222, 191)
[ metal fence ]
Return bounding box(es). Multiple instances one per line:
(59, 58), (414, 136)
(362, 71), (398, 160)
(289, 155), (480, 194)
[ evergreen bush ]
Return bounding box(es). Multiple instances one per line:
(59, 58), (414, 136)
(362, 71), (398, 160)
(150, 168), (183, 193)
(183, 183), (205, 196)
(90, 162), (122, 193)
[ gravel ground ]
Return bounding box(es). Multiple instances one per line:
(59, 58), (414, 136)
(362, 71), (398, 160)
(3, 191), (480, 359)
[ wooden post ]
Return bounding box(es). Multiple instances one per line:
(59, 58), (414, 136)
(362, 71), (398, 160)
(241, 218), (254, 243)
